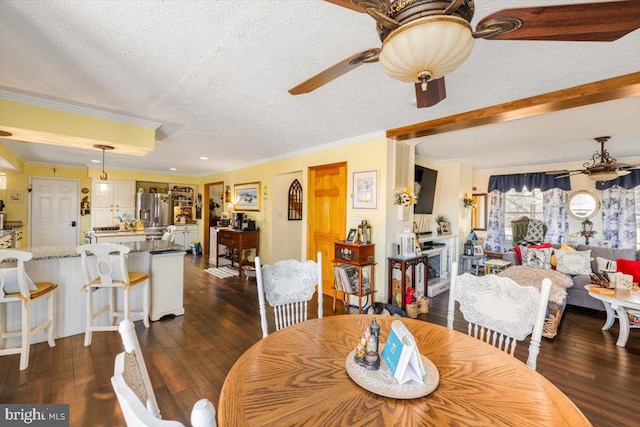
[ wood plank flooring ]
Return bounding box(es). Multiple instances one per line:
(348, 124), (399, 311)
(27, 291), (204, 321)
(1, 255), (637, 426)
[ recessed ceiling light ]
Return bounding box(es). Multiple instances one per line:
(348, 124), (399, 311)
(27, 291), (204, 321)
(169, 167), (177, 171)
(91, 159), (100, 163)
(199, 156), (208, 160)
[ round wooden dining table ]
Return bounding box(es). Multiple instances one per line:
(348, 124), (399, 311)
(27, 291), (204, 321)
(218, 315), (591, 426)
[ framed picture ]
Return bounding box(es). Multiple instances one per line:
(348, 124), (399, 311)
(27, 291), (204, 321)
(7, 190), (24, 203)
(346, 228), (357, 243)
(234, 182), (261, 211)
(353, 170), (377, 209)
(439, 221), (451, 235)
(473, 245), (484, 256)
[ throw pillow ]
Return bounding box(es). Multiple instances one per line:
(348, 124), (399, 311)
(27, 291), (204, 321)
(617, 258), (640, 283)
(525, 219), (545, 242)
(521, 247), (552, 270)
(0, 268), (38, 294)
(555, 250), (592, 276)
(550, 243), (575, 268)
(596, 257), (617, 273)
(515, 242), (551, 264)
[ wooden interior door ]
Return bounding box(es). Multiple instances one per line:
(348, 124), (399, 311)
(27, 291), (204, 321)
(307, 162), (347, 296)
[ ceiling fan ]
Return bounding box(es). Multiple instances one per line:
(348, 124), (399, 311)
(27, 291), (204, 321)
(289, 0), (640, 108)
(546, 136), (640, 181)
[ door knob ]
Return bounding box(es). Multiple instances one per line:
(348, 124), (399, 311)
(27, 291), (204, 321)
(71, 221), (77, 227)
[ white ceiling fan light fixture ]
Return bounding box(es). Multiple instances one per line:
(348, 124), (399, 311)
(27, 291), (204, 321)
(94, 144), (114, 193)
(378, 15), (475, 90)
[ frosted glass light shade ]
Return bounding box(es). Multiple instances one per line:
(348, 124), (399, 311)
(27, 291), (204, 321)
(379, 15), (474, 83)
(588, 171), (619, 181)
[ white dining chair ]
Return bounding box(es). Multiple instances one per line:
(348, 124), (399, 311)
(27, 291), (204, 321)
(447, 261), (551, 371)
(77, 243), (151, 346)
(112, 319), (217, 427)
(255, 252), (322, 338)
(0, 249), (57, 370)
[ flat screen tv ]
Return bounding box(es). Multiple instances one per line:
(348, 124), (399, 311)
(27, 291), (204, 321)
(414, 165), (437, 215)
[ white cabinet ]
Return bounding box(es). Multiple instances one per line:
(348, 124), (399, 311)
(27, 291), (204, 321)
(150, 250), (186, 321)
(173, 224), (198, 250)
(91, 179), (136, 227)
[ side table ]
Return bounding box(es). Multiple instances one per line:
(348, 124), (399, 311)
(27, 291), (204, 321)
(387, 254), (429, 310)
(459, 254), (485, 275)
(485, 259), (511, 274)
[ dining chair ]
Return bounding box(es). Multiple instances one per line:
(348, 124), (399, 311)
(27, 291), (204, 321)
(162, 225), (176, 242)
(111, 319), (217, 427)
(447, 261), (551, 371)
(255, 252), (322, 338)
(77, 243), (151, 346)
(0, 249), (57, 370)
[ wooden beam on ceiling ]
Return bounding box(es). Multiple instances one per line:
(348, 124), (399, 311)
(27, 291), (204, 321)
(386, 72), (640, 141)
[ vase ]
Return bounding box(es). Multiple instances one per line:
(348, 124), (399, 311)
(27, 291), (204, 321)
(397, 205), (408, 221)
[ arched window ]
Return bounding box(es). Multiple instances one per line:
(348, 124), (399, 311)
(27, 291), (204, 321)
(288, 179), (303, 220)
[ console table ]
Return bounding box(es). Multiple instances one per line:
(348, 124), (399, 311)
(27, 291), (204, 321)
(215, 228), (259, 277)
(387, 254), (429, 310)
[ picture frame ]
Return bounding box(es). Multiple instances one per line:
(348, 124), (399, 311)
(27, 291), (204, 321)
(234, 182), (261, 211)
(473, 245), (484, 256)
(346, 228), (357, 243)
(439, 221), (451, 235)
(353, 170), (377, 209)
(7, 190), (24, 203)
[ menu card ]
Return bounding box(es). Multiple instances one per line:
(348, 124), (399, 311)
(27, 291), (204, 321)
(381, 320), (425, 384)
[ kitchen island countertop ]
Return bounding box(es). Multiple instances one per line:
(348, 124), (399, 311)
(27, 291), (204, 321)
(26, 240), (184, 260)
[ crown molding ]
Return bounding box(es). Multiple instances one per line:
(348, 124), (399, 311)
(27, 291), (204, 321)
(0, 87), (162, 130)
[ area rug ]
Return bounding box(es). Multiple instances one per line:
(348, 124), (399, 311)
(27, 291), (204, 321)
(204, 266), (239, 279)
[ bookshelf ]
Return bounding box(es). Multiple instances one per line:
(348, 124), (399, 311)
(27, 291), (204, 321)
(332, 242), (375, 314)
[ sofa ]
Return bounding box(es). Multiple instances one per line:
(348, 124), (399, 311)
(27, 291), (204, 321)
(503, 244), (640, 311)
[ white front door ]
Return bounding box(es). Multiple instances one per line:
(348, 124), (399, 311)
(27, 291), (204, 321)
(30, 178), (79, 246)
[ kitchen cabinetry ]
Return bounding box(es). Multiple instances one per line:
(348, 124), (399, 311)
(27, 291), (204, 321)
(170, 184), (196, 223)
(150, 250), (186, 321)
(173, 224), (198, 250)
(91, 179), (136, 227)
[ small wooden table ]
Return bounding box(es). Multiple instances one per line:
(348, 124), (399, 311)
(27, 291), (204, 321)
(485, 258), (511, 274)
(387, 254), (429, 309)
(215, 228), (259, 277)
(218, 315), (591, 426)
(586, 285), (640, 347)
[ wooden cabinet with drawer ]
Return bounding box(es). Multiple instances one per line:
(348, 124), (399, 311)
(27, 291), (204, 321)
(215, 228), (259, 277)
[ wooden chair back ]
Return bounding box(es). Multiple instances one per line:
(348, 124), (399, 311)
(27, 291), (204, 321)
(447, 261), (551, 370)
(255, 252), (322, 337)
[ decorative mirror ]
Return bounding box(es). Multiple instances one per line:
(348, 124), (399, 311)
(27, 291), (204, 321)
(288, 179), (303, 220)
(567, 190), (600, 219)
(471, 193), (487, 231)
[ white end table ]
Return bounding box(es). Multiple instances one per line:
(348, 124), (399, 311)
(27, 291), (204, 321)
(586, 285), (640, 347)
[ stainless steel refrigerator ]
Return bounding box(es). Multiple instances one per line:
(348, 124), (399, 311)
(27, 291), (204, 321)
(136, 193), (172, 228)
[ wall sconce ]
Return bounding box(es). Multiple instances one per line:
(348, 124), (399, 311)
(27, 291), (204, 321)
(580, 218), (596, 245)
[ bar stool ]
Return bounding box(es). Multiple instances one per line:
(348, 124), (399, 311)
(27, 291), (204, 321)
(0, 250), (57, 370)
(76, 244), (151, 346)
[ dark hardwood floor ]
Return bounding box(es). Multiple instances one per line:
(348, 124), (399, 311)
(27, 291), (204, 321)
(1, 255), (638, 426)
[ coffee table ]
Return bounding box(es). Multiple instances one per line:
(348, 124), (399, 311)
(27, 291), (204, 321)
(485, 259), (511, 274)
(586, 285), (640, 347)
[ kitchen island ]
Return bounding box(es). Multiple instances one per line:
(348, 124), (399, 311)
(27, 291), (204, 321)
(3, 240), (185, 345)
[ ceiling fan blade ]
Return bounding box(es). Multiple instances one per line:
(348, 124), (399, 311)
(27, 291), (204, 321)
(476, 1), (640, 42)
(289, 48), (380, 95)
(414, 77), (446, 108)
(546, 169), (580, 175)
(323, 0), (365, 13)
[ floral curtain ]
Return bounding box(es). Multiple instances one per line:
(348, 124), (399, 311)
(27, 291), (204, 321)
(542, 188), (568, 244)
(601, 186), (637, 249)
(484, 190), (506, 251)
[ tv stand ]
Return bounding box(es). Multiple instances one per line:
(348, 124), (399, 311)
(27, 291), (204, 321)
(417, 234), (457, 297)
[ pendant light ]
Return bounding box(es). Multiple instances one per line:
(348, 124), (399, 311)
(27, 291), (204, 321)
(94, 144), (114, 193)
(0, 130), (11, 190)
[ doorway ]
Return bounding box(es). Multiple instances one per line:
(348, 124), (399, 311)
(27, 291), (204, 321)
(203, 181), (224, 258)
(29, 177), (79, 246)
(307, 162), (347, 296)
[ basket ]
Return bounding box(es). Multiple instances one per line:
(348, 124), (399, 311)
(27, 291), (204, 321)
(542, 306), (563, 339)
(406, 303), (418, 319)
(417, 297), (429, 314)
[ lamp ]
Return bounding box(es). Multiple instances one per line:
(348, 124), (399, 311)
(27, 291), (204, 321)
(378, 15), (474, 91)
(94, 144), (114, 193)
(587, 171), (621, 182)
(581, 219), (594, 245)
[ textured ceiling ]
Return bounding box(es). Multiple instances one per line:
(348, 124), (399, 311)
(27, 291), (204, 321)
(0, 0), (638, 176)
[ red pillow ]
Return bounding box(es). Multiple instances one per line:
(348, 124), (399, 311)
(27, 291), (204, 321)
(616, 258), (640, 283)
(514, 243), (551, 264)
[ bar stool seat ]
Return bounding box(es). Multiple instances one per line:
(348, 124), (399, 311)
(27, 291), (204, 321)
(0, 250), (57, 370)
(76, 244), (151, 346)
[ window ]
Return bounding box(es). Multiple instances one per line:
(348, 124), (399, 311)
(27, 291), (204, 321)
(288, 179), (303, 220)
(504, 188), (543, 240)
